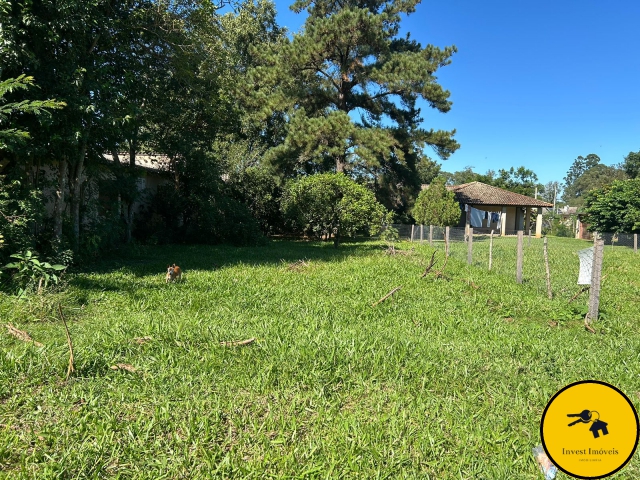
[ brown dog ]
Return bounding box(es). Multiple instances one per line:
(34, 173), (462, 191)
(165, 264), (182, 283)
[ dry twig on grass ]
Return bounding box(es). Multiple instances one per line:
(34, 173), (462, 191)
(420, 251), (438, 278)
(433, 253), (449, 279)
(584, 319), (596, 334)
(220, 338), (256, 347)
(110, 363), (138, 373)
(5, 324), (43, 347)
(372, 286), (402, 307)
(286, 259), (310, 271)
(58, 304), (74, 380)
(133, 336), (153, 345)
(568, 286), (590, 303)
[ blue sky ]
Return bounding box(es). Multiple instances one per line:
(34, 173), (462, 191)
(270, 0), (640, 185)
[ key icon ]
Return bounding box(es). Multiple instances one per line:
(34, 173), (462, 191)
(567, 409), (592, 426)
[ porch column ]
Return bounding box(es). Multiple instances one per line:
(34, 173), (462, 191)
(535, 207), (543, 238)
(525, 207), (531, 235)
(500, 206), (507, 236)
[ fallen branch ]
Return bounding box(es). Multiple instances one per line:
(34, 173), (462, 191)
(420, 251), (438, 278)
(220, 337), (256, 347)
(584, 318), (596, 334)
(5, 324), (43, 347)
(568, 286), (589, 303)
(133, 336), (153, 345)
(58, 304), (74, 380)
(570, 275), (608, 303)
(372, 286), (402, 307)
(110, 363), (138, 373)
(433, 253), (449, 279)
(287, 259), (310, 271)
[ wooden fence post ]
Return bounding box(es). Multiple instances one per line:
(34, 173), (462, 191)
(544, 237), (552, 299)
(411, 225), (415, 242)
(445, 226), (450, 257)
(489, 230), (494, 271)
(516, 230), (524, 284)
(586, 235), (605, 324)
(429, 225), (433, 246)
(634, 233), (637, 254)
(420, 225), (424, 244)
(467, 227), (473, 265)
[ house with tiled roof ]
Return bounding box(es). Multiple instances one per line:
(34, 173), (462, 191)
(422, 181), (553, 238)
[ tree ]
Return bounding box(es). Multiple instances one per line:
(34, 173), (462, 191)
(492, 166), (542, 197)
(411, 178), (461, 226)
(540, 181), (561, 207)
(562, 154), (601, 204)
(281, 173), (386, 247)
(622, 150), (640, 179)
(245, 0), (459, 179)
(583, 179), (640, 233)
(0, 75), (65, 151)
(565, 163), (626, 207)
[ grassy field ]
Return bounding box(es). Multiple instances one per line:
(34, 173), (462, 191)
(1, 237), (640, 479)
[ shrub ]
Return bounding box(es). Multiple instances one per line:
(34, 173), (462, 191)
(281, 173), (387, 247)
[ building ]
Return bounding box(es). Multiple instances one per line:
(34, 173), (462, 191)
(444, 182), (552, 238)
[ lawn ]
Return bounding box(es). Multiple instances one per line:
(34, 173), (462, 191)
(1, 238), (640, 479)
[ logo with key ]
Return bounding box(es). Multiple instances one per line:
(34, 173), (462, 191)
(567, 409), (609, 438)
(541, 381), (639, 479)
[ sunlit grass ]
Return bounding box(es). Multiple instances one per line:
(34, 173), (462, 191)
(1, 238), (639, 478)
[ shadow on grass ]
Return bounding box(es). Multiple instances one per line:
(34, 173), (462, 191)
(72, 239), (384, 279)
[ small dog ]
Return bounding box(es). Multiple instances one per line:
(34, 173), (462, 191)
(165, 264), (182, 283)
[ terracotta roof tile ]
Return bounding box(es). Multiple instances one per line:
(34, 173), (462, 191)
(446, 181), (552, 207)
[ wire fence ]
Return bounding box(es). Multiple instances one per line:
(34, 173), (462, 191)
(382, 225), (638, 322)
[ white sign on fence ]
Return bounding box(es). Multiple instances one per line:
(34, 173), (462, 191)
(577, 247), (594, 285)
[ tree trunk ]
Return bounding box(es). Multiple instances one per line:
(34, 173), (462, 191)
(68, 141), (88, 252)
(123, 138), (138, 243)
(53, 157), (68, 241)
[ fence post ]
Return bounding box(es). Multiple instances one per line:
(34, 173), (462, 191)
(429, 225), (433, 246)
(544, 237), (552, 299)
(410, 225), (415, 242)
(516, 230), (524, 284)
(586, 235), (605, 324)
(528, 230), (531, 247)
(420, 225), (424, 244)
(467, 228), (473, 265)
(445, 226), (450, 257)
(635, 233), (638, 254)
(489, 229), (494, 271)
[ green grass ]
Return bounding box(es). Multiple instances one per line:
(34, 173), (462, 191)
(1, 238), (640, 479)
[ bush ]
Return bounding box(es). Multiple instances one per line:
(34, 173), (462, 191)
(282, 173), (387, 247)
(412, 177), (461, 226)
(1, 250), (66, 297)
(0, 174), (46, 265)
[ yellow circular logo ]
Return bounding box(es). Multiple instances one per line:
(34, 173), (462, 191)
(541, 380), (639, 479)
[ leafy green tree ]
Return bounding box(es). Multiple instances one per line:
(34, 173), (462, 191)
(412, 178), (461, 226)
(583, 179), (640, 233)
(622, 150), (640, 179)
(245, 0), (459, 180)
(228, 166), (284, 234)
(282, 173), (386, 247)
(0, 75), (65, 150)
(564, 163), (626, 207)
(416, 156), (442, 185)
(562, 153), (601, 205)
(492, 166), (542, 197)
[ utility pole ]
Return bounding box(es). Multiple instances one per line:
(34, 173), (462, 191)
(553, 184), (557, 214)
(535, 186), (538, 199)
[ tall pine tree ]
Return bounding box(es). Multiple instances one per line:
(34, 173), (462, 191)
(245, 0), (459, 184)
